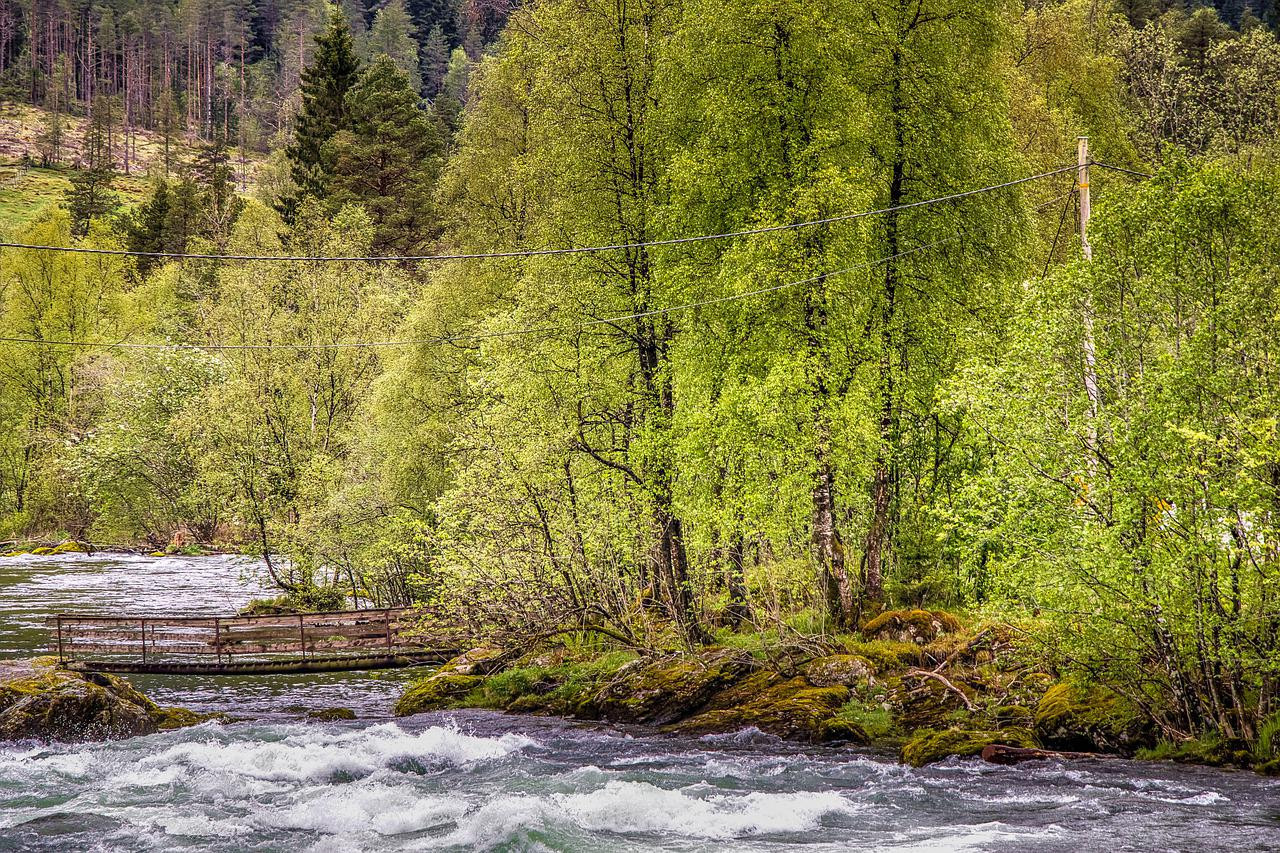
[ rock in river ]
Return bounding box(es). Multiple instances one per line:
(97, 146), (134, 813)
(0, 657), (207, 742)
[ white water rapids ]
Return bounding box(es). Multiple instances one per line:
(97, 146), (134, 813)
(0, 553), (1277, 851)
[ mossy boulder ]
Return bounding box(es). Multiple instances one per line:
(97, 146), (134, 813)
(438, 646), (514, 677)
(0, 658), (203, 741)
(1035, 681), (1152, 754)
(992, 704), (1034, 728)
(901, 726), (1038, 767)
(307, 707), (357, 722)
(668, 671), (867, 743)
(394, 673), (482, 717)
(844, 640), (926, 671)
(588, 649), (753, 725)
(804, 655), (875, 688)
(47, 541), (88, 555)
(862, 609), (962, 645)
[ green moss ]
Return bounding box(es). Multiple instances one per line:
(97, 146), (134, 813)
(394, 673), (483, 717)
(992, 704), (1034, 727)
(47, 541), (87, 555)
(1035, 681), (1151, 753)
(667, 672), (864, 743)
(901, 726), (1038, 767)
(843, 640), (924, 671)
(29, 547), (53, 555)
(1136, 732), (1253, 769)
(861, 609), (963, 642)
(154, 707), (222, 730)
(833, 699), (895, 740)
(307, 707), (357, 722)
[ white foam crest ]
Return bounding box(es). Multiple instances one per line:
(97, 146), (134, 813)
(441, 794), (551, 850)
(1160, 791), (1228, 805)
(139, 723), (535, 783)
(263, 782), (467, 835)
(555, 780), (856, 839)
(880, 821), (1062, 851)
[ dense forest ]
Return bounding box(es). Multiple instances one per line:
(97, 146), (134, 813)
(2, 0), (1280, 755)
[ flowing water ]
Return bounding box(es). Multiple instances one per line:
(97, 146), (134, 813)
(1, 554), (1278, 851)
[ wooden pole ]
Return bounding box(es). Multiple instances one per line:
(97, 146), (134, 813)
(1077, 136), (1092, 261)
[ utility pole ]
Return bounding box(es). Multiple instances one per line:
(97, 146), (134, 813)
(1077, 136), (1092, 261)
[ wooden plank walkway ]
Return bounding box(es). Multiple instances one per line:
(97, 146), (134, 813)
(46, 608), (459, 675)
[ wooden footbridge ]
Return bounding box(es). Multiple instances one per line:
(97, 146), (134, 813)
(47, 609), (459, 675)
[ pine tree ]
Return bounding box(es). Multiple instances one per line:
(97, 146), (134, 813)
(327, 55), (445, 253)
(122, 181), (173, 277)
(282, 5), (361, 219)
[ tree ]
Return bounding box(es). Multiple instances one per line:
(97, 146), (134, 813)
(364, 0), (422, 90)
(282, 4), (361, 218)
(327, 55), (444, 254)
(420, 24), (450, 97)
(65, 96), (121, 236)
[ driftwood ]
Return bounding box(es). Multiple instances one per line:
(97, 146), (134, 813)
(980, 744), (1114, 765)
(906, 668), (976, 711)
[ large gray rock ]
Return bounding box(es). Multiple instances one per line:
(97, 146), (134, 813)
(0, 657), (204, 742)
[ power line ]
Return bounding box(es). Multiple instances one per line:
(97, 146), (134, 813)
(0, 233), (965, 352)
(0, 166), (1078, 263)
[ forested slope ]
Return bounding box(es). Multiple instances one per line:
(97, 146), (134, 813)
(1, 0), (1279, 758)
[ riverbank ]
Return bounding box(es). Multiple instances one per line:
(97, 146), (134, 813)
(392, 610), (1280, 777)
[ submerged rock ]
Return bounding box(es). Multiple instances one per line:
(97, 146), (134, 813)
(0, 658), (206, 742)
(307, 707), (357, 722)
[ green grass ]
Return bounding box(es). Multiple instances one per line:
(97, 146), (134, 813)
(0, 162), (152, 234)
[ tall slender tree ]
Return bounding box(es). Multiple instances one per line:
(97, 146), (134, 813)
(282, 4), (360, 218)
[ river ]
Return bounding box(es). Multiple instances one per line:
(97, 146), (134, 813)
(0, 553), (1277, 851)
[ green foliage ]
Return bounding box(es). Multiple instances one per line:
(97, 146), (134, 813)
(284, 5), (362, 214)
(326, 56), (445, 254)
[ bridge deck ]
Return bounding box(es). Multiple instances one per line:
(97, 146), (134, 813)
(47, 608), (458, 674)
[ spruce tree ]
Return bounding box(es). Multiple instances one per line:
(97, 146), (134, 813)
(65, 95), (120, 236)
(282, 5), (360, 219)
(327, 55), (445, 254)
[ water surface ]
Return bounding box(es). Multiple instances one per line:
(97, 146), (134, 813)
(0, 554), (1277, 851)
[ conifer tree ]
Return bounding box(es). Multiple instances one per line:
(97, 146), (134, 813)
(327, 55), (444, 254)
(282, 5), (361, 219)
(365, 0), (422, 91)
(65, 95), (121, 236)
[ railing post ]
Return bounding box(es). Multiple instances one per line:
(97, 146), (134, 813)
(298, 614), (307, 660)
(214, 617), (221, 664)
(56, 616), (64, 664)
(384, 609), (393, 653)
(140, 618), (147, 664)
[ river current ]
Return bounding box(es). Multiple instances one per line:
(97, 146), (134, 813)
(0, 553), (1277, 851)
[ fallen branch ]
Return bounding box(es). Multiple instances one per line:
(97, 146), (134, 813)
(906, 668), (976, 711)
(931, 626), (993, 673)
(981, 744), (1115, 765)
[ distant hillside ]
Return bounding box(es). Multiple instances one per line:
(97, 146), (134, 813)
(0, 102), (264, 234)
